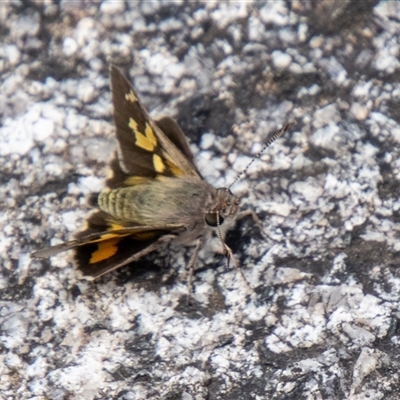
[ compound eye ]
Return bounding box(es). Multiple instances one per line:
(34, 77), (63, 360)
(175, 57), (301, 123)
(205, 213), (224, 227)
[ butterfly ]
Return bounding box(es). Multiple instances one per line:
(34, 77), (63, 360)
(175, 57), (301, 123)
(32, 65), (289, 300)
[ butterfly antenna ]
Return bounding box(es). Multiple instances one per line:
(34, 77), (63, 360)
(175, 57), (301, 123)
(228, 123), (292, 190)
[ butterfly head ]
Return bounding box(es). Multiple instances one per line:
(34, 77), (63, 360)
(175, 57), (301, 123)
(205, 188), (240, 227)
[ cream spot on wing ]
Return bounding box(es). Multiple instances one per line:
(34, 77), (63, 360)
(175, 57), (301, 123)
(125, 90), (137, 103)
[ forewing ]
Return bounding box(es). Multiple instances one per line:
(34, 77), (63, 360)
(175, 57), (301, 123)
(109, 65), (199, 183)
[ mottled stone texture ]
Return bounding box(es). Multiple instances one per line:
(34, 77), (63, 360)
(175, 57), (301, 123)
(1, 1), (400, 399)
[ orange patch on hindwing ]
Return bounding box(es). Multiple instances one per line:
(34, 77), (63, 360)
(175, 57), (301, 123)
(89, 237), (121, 263)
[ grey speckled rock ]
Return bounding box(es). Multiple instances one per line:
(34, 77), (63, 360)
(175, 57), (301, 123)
(1, 1), (400, 399)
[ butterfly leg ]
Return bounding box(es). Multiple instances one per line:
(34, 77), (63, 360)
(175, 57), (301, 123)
(186, 237), (203, 305)
(236, 209), (267, 238)
(223, 243), (252, 290)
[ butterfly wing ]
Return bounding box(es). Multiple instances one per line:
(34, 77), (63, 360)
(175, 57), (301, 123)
(105, 115), (202, 189)
(32, 210), (186, 278)
(109, 64), (200, 182)
(155, 115), (201, 176)
(73, 211), (186, 278)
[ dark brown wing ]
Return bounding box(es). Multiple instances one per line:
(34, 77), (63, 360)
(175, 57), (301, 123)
(154, 116), (197, 168)
(105, 115), (202, 189)
(75, 231), (178, 278)
(109, 65), (199, 184)
(32, 211), (185, 278)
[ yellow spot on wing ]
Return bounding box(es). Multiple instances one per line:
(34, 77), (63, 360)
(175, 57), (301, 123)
(125, 90), (137, 103)
(134, 231), (158, 240)
(129, 118), (157, 152)
(129, 117), (138, 132)
(165, 158), (184, 176)
(89, 238), (120, 263)
(125, 176), (150, 186)
(153, 154), (165, 173)
(145, 123), (156, 145)
(88, 233), (121, 243)
(110, 223), (125, 230)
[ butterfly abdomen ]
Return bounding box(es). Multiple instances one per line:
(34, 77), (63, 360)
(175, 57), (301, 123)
(98, 188), (131, 220)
